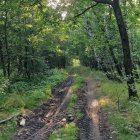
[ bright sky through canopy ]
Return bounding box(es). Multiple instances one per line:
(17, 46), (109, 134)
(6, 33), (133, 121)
(48, 0), (69, 20)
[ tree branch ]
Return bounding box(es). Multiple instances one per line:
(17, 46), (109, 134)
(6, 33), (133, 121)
(93, 0), (113, 5)
(0, 113), (20, 124)
(75, 3), (99, 18)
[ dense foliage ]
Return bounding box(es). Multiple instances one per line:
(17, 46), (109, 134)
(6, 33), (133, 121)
(0, 0), (140, 139)
(0, 0), (140, 88)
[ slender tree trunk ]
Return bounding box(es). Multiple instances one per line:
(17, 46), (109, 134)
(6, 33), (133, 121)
(17, 12), (23, 75)
(18, 56), (22, 74)
(4, 0), (10, 78)
(112, 0), (137, 98)
(24, 45), (30, 78)
(0, 40), (6, 76)
(24, 18), (30, 79)
(109, 46), (123, 76)
(31, 47), (34, 76)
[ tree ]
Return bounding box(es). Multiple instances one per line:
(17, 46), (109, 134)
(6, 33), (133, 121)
(75, 0), (138, 98)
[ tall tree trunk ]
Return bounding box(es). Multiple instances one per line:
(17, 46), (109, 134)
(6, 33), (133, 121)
(24, 45), (30, 78)
(112, 0), (137, 98)
(0, 40), (6, 76)
(24, 18), (30, 79)
(4, 0), (10, 78)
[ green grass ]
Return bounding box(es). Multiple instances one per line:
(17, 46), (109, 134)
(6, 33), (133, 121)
(49, 123), (78, 140)
(72, 75), (84, 92)
(0, 120), (17, 140)
(0, 68), (68, 140)
(67, 94), (78, 113)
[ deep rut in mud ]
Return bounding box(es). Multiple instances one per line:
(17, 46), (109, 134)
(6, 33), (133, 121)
(12, 75), (74, 140)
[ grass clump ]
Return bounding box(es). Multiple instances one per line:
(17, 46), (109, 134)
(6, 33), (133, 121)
(67, 93), (83, 120)
(67, 94), (78, 113)
(0, 120), (17, 140)
(97, 71), (140, 140)
(49, 123), (78, 140)
(4, 94), (25, 111)
(72, 75), (84, 92)
(68, 73), (84, 119)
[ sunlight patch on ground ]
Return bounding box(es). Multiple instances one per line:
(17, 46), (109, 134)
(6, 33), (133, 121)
(99, 96), (112, 107)
(72, 59), (80, 66)
(90, 99), (99, 125)
(91, 100), (99, 108)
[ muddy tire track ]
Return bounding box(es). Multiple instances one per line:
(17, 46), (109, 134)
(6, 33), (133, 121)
(77, 79), (114, 140)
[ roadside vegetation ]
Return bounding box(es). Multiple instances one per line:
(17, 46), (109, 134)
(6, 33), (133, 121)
(100, 79), (140, 140)
(0, 69), (67, 140)
(73, 66), (140, 140)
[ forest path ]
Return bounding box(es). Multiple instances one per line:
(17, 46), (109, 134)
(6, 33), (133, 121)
(11, 75), (74, 140)
(11, 74), (113, 140)
(77, 78), (112, 140)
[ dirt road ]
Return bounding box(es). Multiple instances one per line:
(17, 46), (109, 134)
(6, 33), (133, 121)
(12, 76), (113, 140)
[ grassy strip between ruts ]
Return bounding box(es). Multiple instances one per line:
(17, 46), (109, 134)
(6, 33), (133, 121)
(73, 66), (140, 140)
(49, 74), (84, 140)
(0, 69), (68, 140)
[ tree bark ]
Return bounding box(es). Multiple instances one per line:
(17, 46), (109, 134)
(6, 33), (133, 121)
(112, 0), (137, 98)
(4, 0), (10, 78)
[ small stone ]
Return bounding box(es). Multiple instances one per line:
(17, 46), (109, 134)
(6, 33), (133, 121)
(68, 114), (73, 117)
(111, 131), (117, 134)
(62, 118), (67, 122)
(67, 114), (74, 122)
(19, 118), (26, 126)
